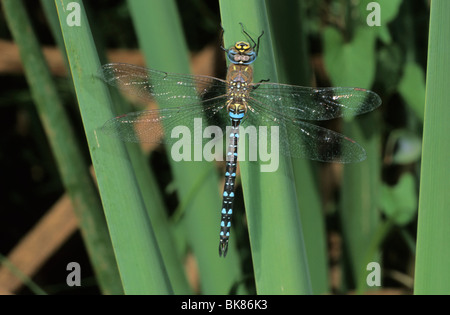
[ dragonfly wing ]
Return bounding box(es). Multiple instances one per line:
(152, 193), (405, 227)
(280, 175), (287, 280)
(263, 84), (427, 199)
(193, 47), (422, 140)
(99, 63), (227, 106)
(249, 83), (381, 121)
(245, 98), (367, 163)
(100, 95), (229, 145)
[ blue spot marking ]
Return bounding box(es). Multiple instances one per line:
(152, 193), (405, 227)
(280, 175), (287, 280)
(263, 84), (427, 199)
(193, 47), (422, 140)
(234, 152), (238, 156)
(220, 231), (224, 236)
(227, 222), (231, 227)
(232, 173), (236, 177)
(235, 133), (239, 138)
(225, 172), (230, 176)
(226, 232), (230, 236)
(222, 208), (226, 214)
(227, 152), (232, 156)
(228, 209), (233, 215)
(221, 221), (225, 227)
(229, 112), (245, 119)
(223, 191), (228, 197)
(230, 192), (235, 197)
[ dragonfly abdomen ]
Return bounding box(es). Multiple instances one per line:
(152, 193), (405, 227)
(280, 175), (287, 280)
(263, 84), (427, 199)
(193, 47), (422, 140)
(218, 126), (240, 257)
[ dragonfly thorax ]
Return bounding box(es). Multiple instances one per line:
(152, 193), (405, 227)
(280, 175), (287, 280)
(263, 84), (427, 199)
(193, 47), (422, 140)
(226, 64), (252, 126)
(227, 81), (247, 126)
(226, 41), (257, 65)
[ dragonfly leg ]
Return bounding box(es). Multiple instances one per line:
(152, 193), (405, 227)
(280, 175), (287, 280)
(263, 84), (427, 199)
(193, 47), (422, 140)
(219, 23), (226, 51)
(252, 78), (270, 91)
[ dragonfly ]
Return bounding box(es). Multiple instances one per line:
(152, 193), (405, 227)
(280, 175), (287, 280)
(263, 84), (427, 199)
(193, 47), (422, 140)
(99, 26), (381, 258)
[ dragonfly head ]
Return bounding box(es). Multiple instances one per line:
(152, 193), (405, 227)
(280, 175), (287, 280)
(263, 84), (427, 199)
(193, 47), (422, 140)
(226, 41), (257, 65)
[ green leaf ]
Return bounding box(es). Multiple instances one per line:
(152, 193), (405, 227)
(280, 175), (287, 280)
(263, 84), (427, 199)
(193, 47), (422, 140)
(266, 0), (329, 294)
(219, 0), (312, 295)
(323, 26), (376, 88)
(127, 0), (242, 294)
(54, 0), (172, 294)
(414, 0), (450, 295)
(2, 0), (122, 294)
(380, 173), (417, 225)
(398, 61), (426, 122)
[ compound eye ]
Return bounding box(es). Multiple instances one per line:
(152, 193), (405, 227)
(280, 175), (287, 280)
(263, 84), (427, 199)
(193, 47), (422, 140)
(227, 51), (236, 61)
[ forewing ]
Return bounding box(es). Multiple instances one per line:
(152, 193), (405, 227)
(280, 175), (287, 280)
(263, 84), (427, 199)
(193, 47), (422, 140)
(99, 63), (227, 106)
(249, 83), (381, 121)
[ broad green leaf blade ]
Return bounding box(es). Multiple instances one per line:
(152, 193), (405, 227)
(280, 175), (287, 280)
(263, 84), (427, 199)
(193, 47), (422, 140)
(266, 0), (329, 295)
(2, 0), (122, 294)
(127, 0), (243, 294)
(340, 116), (381, 293)
(54, 0), (172, 294)
(97, 3), (191, 295)
(220, 0), (312, 295)
(323, 18), (381, 293)
(414, 0), (450, 295)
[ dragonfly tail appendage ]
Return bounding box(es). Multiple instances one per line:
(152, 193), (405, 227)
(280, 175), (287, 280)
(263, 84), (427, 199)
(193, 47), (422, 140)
(219, 241), (229, 257)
